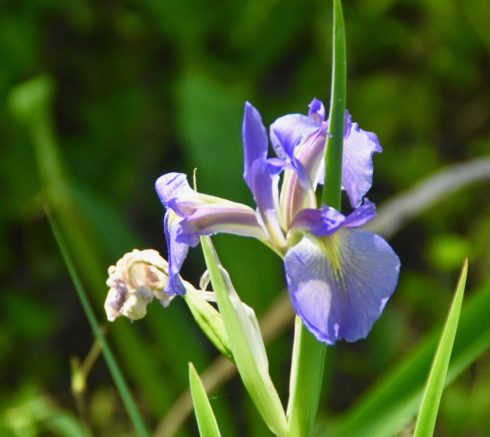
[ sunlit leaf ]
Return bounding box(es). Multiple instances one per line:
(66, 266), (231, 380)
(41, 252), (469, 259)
(414, 260), (467, 437)
(188, 363), (221, 437)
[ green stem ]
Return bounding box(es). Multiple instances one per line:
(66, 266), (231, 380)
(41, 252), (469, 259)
(287, 1), (346, 435)
(48, 211), (151, 437)
(322, 0), (347, 209)
(287, 318), (327, 436)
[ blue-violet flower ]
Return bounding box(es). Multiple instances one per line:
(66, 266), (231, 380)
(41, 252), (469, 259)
(155, 99), (400, 344)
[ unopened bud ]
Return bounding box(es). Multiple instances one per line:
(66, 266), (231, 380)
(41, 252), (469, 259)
(104, 249), (172, 321)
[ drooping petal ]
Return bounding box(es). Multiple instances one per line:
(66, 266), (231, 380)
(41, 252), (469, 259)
(342, 112), (382, 207)
(155, 172), (218, 214)
(163, 210), (190, 295)
(284, 229), (400, 344)
(156, 172), (257, 221)
(243, 102), (268, 190)
(291, 206), (345, 237)
(343, 198), (376, 228)
(156, 172), (268, 293)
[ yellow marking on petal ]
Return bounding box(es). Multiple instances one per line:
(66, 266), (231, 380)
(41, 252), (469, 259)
(318, 232), (344, 286)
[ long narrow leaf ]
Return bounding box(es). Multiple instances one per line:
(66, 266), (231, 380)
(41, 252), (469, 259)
(47, 211), (150, 437)
(328, 266), (490, 437)
(200, 236), (287, 436)
(414, 260), (468, 436)
(188, 363), (221, 437)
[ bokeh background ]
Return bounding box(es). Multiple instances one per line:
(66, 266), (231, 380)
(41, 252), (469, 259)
(1, 0), (489, 435)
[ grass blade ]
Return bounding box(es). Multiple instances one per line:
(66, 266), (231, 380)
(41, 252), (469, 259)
(47, 211), (150, 437)
(413, 260), (468, 436)
(188, 363), (221, 437)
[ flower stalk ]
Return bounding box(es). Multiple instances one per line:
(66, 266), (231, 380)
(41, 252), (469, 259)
(287, 1), (347, 435)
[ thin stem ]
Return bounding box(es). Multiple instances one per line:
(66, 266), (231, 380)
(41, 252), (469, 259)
(287, 1), (346, 435)
(322, 0), (347, 209)
(48, 210), (151, 437)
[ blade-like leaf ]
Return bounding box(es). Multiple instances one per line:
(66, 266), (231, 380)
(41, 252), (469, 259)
(200, 236), (287, 436)
(327, 264), (490, 437)
(414, 260), (468, 436)
(47, 211), (150, 437)
(188, 363), (221, 437)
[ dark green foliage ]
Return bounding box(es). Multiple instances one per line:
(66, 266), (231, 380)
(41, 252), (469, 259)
(1, 0), (489, 435)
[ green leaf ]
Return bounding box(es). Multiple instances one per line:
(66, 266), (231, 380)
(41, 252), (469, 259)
(328, 264), (490, 437)
(188, 363), (221, 437)
(200, 236), (287, 436)
(47, 212), (150, 437)
(184, 289), (233, 360)
(414, 260), (468, 437)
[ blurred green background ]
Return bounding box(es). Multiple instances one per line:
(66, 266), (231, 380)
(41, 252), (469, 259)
(1, 0), (489, 435)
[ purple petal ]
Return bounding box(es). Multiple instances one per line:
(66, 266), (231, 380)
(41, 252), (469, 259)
(163, 211), (189, 295)
(155, 172), (193, 210)
(308, 98), (326, 124)
(243, 102), (268, 189)
(284, 229), (400, 344)
(249, 157), (286, 247)
(278, 130), (326, 228)
(270, 113), (320, 161)
(291, 206), (345, 237)
(179, 205), (268, 242)
(342, 112), (382, 207)
(343, 198), (376, 228)
(156, 172), (267, 240)
(156, 172), (269, 293)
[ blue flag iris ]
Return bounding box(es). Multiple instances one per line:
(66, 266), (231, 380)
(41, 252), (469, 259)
(155, 100), (400, 344)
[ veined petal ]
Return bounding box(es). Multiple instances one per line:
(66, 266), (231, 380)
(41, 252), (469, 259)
(250, 157), (286, 248)
(291, 206), (345, 237)
(179, 204), (268, 242)
(343, 198), (376, 228)
(243, 102), (268, 189)
(278, 131), (326, 228)
(163, 210), (190, 295)
(156, 172), (250, 217)
(270, 113), (320, 161)
(342, 111), (382, 207)
(156, 172), (267, 293)
(284, 229), (400, 344)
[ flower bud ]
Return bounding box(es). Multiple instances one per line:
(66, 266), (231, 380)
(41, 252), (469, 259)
(104, 249), (172, 321)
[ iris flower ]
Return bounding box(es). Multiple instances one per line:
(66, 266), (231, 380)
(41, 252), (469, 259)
(155, 99), (400, 344)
